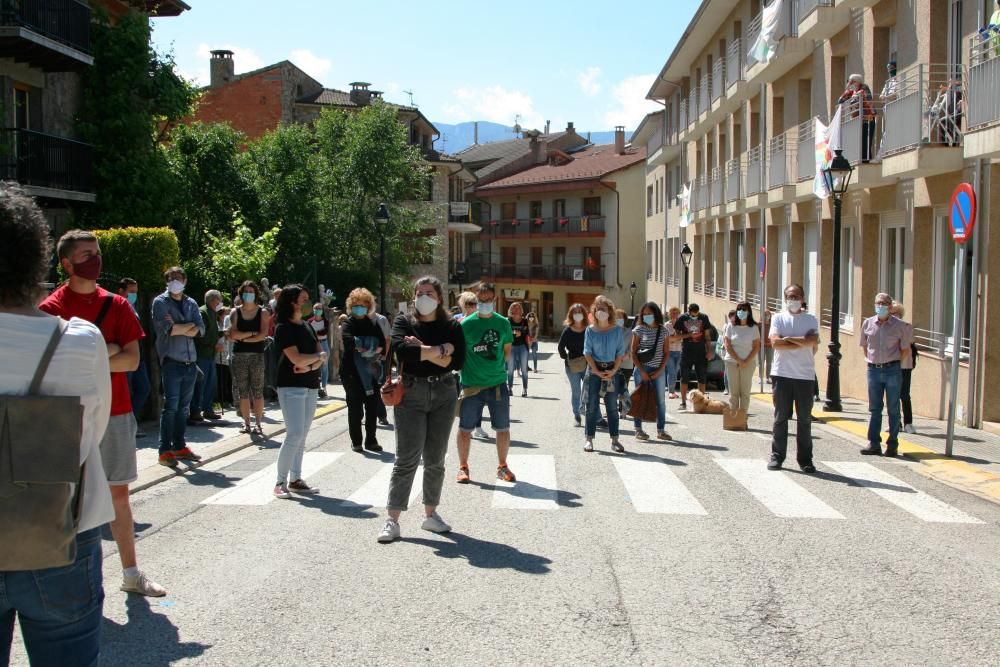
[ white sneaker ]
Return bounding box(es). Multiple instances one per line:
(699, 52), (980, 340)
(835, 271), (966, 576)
(473, 427), (490, 440)
(273, 483), (292, 499)
(420, 512), (452, 534)
(583, 439), (594, 452)
(377, 519), (400, 543)
(121, 571), (166, 597)
(903, 424), (917, 434)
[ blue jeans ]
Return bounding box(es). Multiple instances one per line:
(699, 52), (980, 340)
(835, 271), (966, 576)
(159, 359), (197, 454)
(276, 387), (318, 484)
(318, 339), (330, 389)
(191, 357), (217, 416)
(867, 364), (902, 448)
(127, 353), (151, 419)
(585, 373), (619, 438)
(633, 364), (667, 431)
(529, 341), (539, 371)
(565, 367), (585, 419)
(507, 346), (529, 391)
(665, 350), (681, 393)
(0, 528), (103, 667)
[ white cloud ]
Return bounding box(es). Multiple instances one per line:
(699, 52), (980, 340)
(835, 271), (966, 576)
(577, 67), (601, 96)
(178, 66), (209, 87)
(195, 43), (264, 75)
(603, 74), (661, 130)
(289, 48), (332, 81)
(441, 85), (545, 130)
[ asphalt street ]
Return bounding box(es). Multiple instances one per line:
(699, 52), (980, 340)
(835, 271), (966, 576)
(9, 344), (1000, 666)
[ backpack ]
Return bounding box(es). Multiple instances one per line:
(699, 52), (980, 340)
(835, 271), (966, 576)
(0, 319), (85, 571)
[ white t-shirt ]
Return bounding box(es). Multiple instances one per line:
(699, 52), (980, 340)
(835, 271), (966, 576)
(769, 311), (820, 381)
(722, 323), (761, 361)
(0, 314), (114, 533)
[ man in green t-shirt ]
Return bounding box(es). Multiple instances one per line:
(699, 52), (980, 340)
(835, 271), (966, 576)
(456, 283), (515, 484)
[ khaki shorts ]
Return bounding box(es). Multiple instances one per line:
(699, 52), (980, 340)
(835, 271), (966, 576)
(99, 413), (138, 486)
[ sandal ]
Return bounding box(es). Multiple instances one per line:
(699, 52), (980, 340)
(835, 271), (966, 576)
(611, 441), (625, 454)
(251, 424), (264, 436)
(238, 423), (252, 434)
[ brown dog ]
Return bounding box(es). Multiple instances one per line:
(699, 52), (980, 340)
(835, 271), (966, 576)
(689, 389), (726, 415)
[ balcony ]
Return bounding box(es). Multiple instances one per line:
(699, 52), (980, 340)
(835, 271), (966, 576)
(711, 58), (726, 105)
(480, 215), (606, 239)
(693, 174), (709, 211)
(726, 38), (746, 94)
(485, 263), (604, 287)
(964, 30), (1000, 159)
(725, 158), (741, 204)
(745, 145), (764, 196)
(796, 118), (815, 183)
(698, 74), (711, 120)
(0, 128), (94, 200)
(878, 63), (965, 178)
(709, 166), (723, 208)
(679, 97), (688, 131)
(449, 254), (484, 286)
(795, 0), (842, 42)
(0, 0), (92, 70)
(743, 0), (811, 87)
(767, 129), (797, 194)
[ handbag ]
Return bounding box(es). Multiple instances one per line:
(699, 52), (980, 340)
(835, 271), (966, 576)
(380, 345), (405, 407)
(626, 381), (659, 423)
(567, 355), (588, 374)
(636, 326), (662, 365)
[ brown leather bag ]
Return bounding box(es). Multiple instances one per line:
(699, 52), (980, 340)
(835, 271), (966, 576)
(0, 318), (86, 571)
(380, 345), (405, 407)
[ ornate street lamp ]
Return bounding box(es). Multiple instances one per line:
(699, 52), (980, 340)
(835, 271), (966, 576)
(375, 203), (390, 315)
(629, 280), (637, 315)
(822, 149), (854, 412)
(680, 242), (693, 309)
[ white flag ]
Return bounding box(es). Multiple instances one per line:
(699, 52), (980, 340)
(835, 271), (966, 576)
(813, 105), (843, 199)
(748, 0), (784, 64)
(680, 183), (692, 228)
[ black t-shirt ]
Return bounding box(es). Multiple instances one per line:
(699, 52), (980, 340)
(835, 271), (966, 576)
(391, 314), (466, 377)
(676, 313), (712, 354)
(510, 318), (530, 347)
(274, 321), (320, 389)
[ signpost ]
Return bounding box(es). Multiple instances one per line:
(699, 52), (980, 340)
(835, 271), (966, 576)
(757, 246), (766, 394)
(945, 183), (977, 457)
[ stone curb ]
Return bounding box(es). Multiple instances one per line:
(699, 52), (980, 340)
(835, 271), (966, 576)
(130, 401), (347, 495)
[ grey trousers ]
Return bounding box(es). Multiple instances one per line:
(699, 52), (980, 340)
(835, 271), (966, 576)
(771, 376), (815, 466)
(386, 374), (458, 511)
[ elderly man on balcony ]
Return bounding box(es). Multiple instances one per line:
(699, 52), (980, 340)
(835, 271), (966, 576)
(839, 73), (876, 162)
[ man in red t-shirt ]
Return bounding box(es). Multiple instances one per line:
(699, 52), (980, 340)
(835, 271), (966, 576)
(40, 230), (166, 598)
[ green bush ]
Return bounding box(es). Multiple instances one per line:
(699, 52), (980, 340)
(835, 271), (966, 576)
(93, 227), (180, 292)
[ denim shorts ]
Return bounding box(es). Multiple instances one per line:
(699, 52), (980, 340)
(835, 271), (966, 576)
(458, 384), (510, 432)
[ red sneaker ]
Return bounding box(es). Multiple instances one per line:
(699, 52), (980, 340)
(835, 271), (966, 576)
(158, 452), (178, 468)
(174, 447), (202, 462)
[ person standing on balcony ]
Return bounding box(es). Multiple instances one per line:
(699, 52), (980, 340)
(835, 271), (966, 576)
(859, 293), (912, 457)
(507, 302), (530, 397)
(839, 74), (876, 162)
(558, 303), (589, 427)
(876, 61), (898, 160)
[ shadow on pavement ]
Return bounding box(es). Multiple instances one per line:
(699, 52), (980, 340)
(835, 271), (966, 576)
(403, 533), (553, 573)
(597, 451), (687, 466)
(810, 469), (914, 493)
(101, 595), (210, 666)
(467, 479), (583, 508)
(666, 439), (728, 451)
(175, 468), (241, 489)
(295, 495), (379, 519)
(509, 439), (539, 449)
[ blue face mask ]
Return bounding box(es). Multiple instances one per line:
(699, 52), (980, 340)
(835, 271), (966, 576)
(477, 301), (494, 316)
(126, 292), (137, 306)
(616, 319), (625, 327)
(642, 314), (655, 326)
(736, 310), (748, 321)
(875, 304), (890, 319)
(351, 305), (369, 317)
(242, 292), (255, 304)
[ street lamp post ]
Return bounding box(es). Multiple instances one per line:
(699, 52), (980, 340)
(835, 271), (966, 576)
(821, 149), (854, 412)
(629, 281), (637, 315)
(375, 203), (390, 315)
(680, 242), (693, 309)
(454, 264), (467, 295)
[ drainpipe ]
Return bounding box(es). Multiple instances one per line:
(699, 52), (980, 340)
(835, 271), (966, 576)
(967, 158), (986, 427)
(597, 181), (622, 290)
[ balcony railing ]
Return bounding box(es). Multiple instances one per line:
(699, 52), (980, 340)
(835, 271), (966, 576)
(726, 38), (744, 88)
(646, 128), (663, 155)
(725, 158), (741, 203)
(0, 0), (91, 53)
(712, 59), (726, 102)
(880, 63), (964, 157)
(450, 254), (484, 283)
(745, 13), (763, 70)
(745, 145), (764, 195)
(796, 118), (815, 181)
(481, 215), (606, 238)
(838, 94), (875, 165)
(486, 263), (604, 284)
(694, 174), (709, 210)
(796, 0), (832, 20)
(767, 130), (796, 189)
(699, 74), (711, 116)
(679, 97), (688, 129)
(709, 166), (723, 207)
(688, 91), (700, 123)
(968, 30), (1000, 130)
(0, 128), (93, 193)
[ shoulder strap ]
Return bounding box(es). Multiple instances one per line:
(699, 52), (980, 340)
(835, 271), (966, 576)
(93, 295), (114, 330)
(29, 318), (68, 395)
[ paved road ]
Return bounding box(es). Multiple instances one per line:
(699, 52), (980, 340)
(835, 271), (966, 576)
(10, 345), (1000, 666)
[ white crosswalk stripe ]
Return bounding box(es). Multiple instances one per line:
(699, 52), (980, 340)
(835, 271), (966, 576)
(612, 457), (707, 515)
(824, 461), (984, 524)
(342, 463), (423, 509)
(492, 454), (559, 510)
(715, 458), (845, 519)
(201, 453), (343, 506)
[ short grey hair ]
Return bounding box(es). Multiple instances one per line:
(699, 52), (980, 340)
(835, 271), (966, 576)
(875, 292), (893, 304)
(205, 289), (222, 305)
(848, 73), (864, 84)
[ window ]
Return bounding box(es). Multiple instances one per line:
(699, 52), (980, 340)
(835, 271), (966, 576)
(667, 172), (673, 209)
(731, 230), (746, 299)
(880, 220), (906, 303)
(839, 225), (855, 329)
(553, 199), (566, 218)
(500, 202), (516, 220)
(888, 25), (898, 64)
(583, 197), (601, 216)
(529, 200), (543, 219)
(424, 176), (434, 201)
(646, 241), (653, 279)
(554, 246), (566, 266)
(933, 213), (973, 357)
(647, 185), (654, 216)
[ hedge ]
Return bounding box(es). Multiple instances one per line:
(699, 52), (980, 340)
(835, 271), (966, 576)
(93, 227), (180, 293)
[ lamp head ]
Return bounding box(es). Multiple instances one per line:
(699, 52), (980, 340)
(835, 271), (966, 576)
(823, 149), (854, 197)
(375, 203), (390, 225)
(680, 243), (693, 267)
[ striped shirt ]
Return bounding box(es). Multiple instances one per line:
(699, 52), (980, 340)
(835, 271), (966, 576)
(633, 324), (667, 368)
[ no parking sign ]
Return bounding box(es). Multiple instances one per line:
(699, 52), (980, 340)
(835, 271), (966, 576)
(949, 183), (977, 245)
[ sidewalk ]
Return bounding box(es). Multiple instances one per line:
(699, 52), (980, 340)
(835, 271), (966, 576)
(132, 390), (347, 493)
(750, 380), (1000, 505)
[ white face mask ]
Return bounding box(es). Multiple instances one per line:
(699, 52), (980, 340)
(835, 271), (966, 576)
(595, 310), (609, 322)
(167, 280), (185, 295)
(477, 301), (494, 316)
(214, 302), (224, 312)
(572, 313), (585, 323)
(415, 294), (438, 316)
(786, 299), (802, 314)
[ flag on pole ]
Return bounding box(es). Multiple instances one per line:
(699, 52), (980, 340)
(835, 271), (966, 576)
(748, 0), (784, 64)
(813, 105), (843, 199)
(680, 183), (692, 228)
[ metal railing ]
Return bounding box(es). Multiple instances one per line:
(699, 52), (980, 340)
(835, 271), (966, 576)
(449, 255), (484, 281)
(766, 297), (783, 312)
(796, 118), (816, 181)
(694, 281), (704, 294)
(486, 263), (604, 284)
(712, 58), (726, 102)
(481, 215), (606, 238)
(725, 158), (741, 203)
(820, 308), (855, 329)
(837, 94), (872, 165)
(767, 130), (796, 189)
(745, 13), (763, 70)
(694, 174), (709, 210)
(880, 63), (964, 156)
(709, 166), (723, 207)
(796, 0), (832, 21)
(913, 327), (971, 361)
(744, 292), (762, 308)
(968, 30), (1000, 130)
(646, 128), (663, 155)
(745, 144), (764, 195)
(727, 38), (744, 89)
(0, 128), (93, 193)
(0, 0), (91, 53)
(689, 90), (700, 121)
(679, 97), (688, 130)
(699, 73), (712, 115)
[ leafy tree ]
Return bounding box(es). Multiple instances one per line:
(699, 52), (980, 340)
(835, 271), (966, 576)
(197, 217), (280, 298)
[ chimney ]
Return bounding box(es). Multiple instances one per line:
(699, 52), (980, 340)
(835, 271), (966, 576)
(544, 120), (551, 134)
(210, 49), (235, 87)
(566, 121), (575, 133)
(614, 126), (625, 154)
(474, 121), (478, 145)
(349, 82), (373, 107)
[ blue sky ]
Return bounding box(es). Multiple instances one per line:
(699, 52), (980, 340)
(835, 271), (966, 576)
(150, 0), (700, 134)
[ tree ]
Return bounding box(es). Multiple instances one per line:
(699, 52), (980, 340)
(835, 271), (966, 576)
(197, 216), (280, 298)
(75, 9), (197, 229)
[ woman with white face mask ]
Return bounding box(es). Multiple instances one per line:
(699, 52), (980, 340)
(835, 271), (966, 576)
(722, 301), (761, 416)
(582, 295), (628, 453)
(377, 276), (466, 544)
(558, 303), (589, 426)
(630, 302), (672, 441)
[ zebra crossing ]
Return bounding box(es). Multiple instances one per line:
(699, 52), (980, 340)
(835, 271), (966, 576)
(200, 452), (984, 524)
